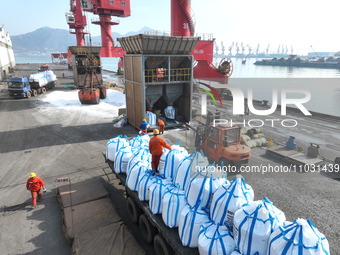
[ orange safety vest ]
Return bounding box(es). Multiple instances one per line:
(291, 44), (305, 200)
(157, 68), (164, 78)
(26, 176), (45, 192)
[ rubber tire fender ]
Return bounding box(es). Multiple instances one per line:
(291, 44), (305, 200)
(154, 234), (173, 255)
(126, 196), (142, 224)
(139, 214), (157, 244)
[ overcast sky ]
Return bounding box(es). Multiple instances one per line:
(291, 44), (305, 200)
(1, 0), (339, 54)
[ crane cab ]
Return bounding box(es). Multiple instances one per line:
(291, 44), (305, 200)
(195, 125), (251, 166)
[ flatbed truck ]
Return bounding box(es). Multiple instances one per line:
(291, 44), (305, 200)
(105, 159), (198, 255)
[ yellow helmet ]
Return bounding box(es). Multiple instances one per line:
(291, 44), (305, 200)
(143, 119), (146, 122)
(30, 172), (36, 178)
(153, 129), (159, 135)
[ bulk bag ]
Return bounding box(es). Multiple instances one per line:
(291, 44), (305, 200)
(233, 197), (286, 255)
(106, 135), (128, 161)
(158, 147), (171, 172)
(198, 222), (236, 255)
(162, 187), (187, 228)
(210, 176), (254, 230)
(147, 111), (156, 126)
(186, 171), (227, 210)
(267, 218), (330, 255)
(114, 146), (135, 173)
(126, 165), (148, 191)
(160, 143), (188, 179)
(127, 147), (151, 175)
(130, 134), (150, 148)
(165, 106), (175, 119)
(230, 251), (241, 255)
(174, 154), (193, 191)
(178, 203), (211, 248)
(149, 177), (173, 214)
(138, 171), (157, 201)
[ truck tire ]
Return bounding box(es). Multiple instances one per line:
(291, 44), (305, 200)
(139, 214), (157, 244)
(32, 90), (37, 97)
(154, 234), (173, 255)
(42, 87), (47, 94)
(127, 197), (142, 224)
(26, 91), (31, 98)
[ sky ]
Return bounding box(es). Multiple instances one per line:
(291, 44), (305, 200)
(1, 0), (339, 55)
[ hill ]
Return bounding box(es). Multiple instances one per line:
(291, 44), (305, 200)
(12, 26), (153, 55)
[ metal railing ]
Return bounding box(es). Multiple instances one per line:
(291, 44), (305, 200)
(76, 47), (100, 66)
(145, 68), (191, 83)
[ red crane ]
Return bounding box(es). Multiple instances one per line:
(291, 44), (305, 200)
(171, 0), (232, 84)
(66, 0), (87, 46)
(87, 0), (131, 58)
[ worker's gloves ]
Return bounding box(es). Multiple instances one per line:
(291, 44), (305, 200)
(43, 187), (47, 193)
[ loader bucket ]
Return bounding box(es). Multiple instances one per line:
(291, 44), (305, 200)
(78, 88), (100, 104)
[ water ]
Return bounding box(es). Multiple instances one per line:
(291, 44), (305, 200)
(15, 54), (340, 117)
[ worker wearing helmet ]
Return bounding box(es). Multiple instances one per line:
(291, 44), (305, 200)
(26, 172), (46, 208)
(140, 118), (149, 135)
(157, 119), (165, 134)
(149, 129), (172, 172)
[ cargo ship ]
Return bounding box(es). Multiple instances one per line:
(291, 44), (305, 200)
(254, 55), (340, 69)
(0, 26), (15, 80)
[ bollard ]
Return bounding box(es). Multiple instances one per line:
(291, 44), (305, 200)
(62, 72), (65, 78)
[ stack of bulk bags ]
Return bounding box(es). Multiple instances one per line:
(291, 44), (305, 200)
(127, 147), (151, 175)
(149, 177), (173, 214)
(174, 153), (193, 192)
(126, 165), (148, 191)
(267, 218), (330, 254)
(162, 187), (187, 228)
(106, 135), (128, 161)
(233, 197), (286, 255)
(165, 106), (175, 119)
(178, 203), (211, 248)
(186, 170), (227, 211)
(114, 146), (135, 173)
(160, 143), (188, 179)
(198, 222), (236, 255)
(147, 111), (156, 126)
(138, 171), (157, 201)
(210, 176), (254, 231)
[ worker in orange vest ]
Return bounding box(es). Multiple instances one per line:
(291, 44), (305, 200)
(149, 129), (172, 172)
(157, 119), (165, 134)
(157, 68), (164, 81)
(26, 172), (46, 208)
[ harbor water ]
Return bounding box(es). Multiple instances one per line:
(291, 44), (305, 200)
(15, 55), (340, 117)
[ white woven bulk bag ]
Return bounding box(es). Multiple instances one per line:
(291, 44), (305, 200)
(210, 176), (254, 230)
(114, 146), (135, 173)
(160, 144), (188, 179)
(149, 177), (173, 214)
(130, 135), (150, 148)
(198, 222), (236, 255)
(230, 250), (241, 255)
(178, 203), (211, 248)
(174, 154), (192, 191)
(106, 136), (128, 161)
(267, 219), (330, 255)
(147, 111), (156, 126)
(127, 147), (151, 175)
(186, 171), (227, 210)
(138, 171), (157, 201)
(126, 165), (148, 191)
(158, 147), (171, 172)
(233, 197), (286, 255)
(162, 187), (187, 228)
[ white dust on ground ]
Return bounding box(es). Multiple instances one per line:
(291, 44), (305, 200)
(39, 89), (126, 120)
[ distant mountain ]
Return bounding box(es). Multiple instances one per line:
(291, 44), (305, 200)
(12, 26), (153, 55)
